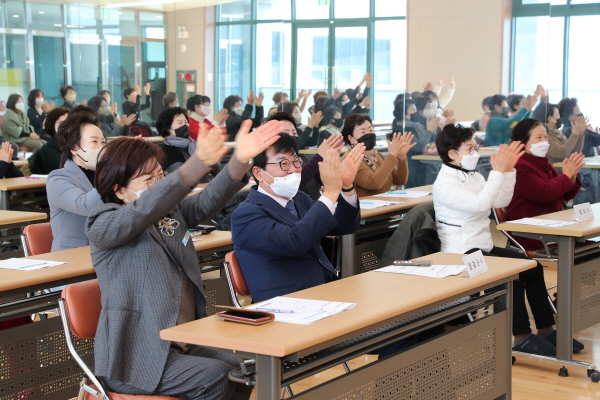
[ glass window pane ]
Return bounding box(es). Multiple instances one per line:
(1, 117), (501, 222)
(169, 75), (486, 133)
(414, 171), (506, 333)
(30, 2), (63, 32)
(522, 0), (549, 3)
(70, 39), (101, 103)
(513, 16), (563, 100)
(218, 24), (252, 110)
(568, 15), (600, 127)
(375, 0), (406, 17)
(256, 23), (292, 114)
(140, 12), (165, 39)
(296, 27), (329, 92)
(33, 36), (65, 104)
(334, 27), (367, 90)
(569, 0), (599, 3)
(102, 9), (138, 37)
(219, 0), (252, 22)
(1, 0), (25, 29)
(374, 20), (406, 122)
(295, 0), (329, 20)
(257, 0), (291, 20)
(67, 4), (98, 34)
(334, 0), (369, 18)
(0, 34), (28, 100)
(107, 43), (135, 108)
(142, 42), (166, 125)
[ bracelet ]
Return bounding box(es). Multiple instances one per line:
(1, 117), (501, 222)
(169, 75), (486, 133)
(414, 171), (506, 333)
(341, 183), (355, 192)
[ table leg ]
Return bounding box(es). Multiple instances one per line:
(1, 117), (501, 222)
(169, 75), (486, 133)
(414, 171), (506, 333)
(340, 232), (356, 278)
(592, 169), (599, 204)
(1, 191), (9, 211)
(255, 354), (281, 400)
(556, 236), (575, 361)
(495, 281), (513, 400)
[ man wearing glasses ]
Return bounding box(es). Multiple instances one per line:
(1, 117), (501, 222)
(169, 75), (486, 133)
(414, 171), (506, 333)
(231, 134), (365, 303)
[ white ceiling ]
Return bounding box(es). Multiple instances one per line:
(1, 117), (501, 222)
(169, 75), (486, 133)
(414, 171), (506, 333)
(55, 0), (238, 12)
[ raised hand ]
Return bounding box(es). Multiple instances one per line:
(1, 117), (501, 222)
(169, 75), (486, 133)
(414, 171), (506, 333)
(247, 91), (255, 106)
(572, 116), (588, 136)
(110, 102), (118, 116)
(491, 142), (525, 173)
(256, 92), (265, 107)
(426, 116), (442, 132)
(364, 73), (374, 84)
(308, 111), (323, 128)
(359, 97), (372, 109)
(195, 124), (229, 166)
(234, 119), (283, 163)
(80, 100), (87, 106)
(317, 134), (344, 158)
(442, 109), (455, 119)
(304, 89), (312, 99)
(0, 142), (13, 163)
(505, 140), (525, 171)
(215, 109), (229, 125)
(387, 132), (417, 160)
(298, 89), (306, 99)
(438, 76), (446, 87)
(340, 143), (366, 188)
(423, 82), (434, 91)
(524, 94), (538, 111)
(562, 153), (585, 181)
(319, 149), (343, 202)
(144, 82), (151, 96)
(450, 77), (456, 89)
(122, 114), (136, 126)
(134, 83), (140, 94)
(333, 88), (342, 99)
(535, 84), (546, 98)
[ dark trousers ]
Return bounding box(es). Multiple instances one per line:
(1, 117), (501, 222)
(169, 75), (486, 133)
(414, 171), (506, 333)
(467, 246), (555, 336)
(104, 345), (252, 400)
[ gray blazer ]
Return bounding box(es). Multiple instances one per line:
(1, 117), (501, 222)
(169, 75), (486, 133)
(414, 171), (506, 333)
(85, 156), (248, 392)
(47, 159), (101, 252)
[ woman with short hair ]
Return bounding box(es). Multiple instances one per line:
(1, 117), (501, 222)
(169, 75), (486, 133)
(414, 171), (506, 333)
(1, 94), (46, 152)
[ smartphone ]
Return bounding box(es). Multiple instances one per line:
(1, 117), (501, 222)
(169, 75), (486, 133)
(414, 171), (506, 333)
(194, 225), (216, 234)
(216, 309), (272, 323)
(393, 260), (433, 267)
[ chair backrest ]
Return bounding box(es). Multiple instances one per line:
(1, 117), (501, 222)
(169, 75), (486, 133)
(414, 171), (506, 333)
(23, 222), (53, 256)
(61, 280), (102, 339)
(225, 251), (250, 297)
(493, 207), (507, 225)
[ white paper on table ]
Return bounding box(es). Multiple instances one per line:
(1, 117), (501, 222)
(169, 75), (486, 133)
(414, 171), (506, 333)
(359, 199), (403, 209)
(192, 187), (203, 192)
(246, 297), (356, 325)
(29, 174), (49, 178)
(0, 258), (66, 271)
(507, 218), (578, 227)
(376, 264), (466, 278)
(373, 191), (432, 199)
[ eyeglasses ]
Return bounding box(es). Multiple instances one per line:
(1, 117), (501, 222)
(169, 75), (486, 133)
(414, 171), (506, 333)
(266, 157), (303, 171)
(456, 144), (479, 156)
(130, 171), (167, 187)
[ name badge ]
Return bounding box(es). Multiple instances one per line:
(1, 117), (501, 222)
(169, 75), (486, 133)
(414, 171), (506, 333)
(574, 202), (594, 221)
(182, 231), (191, 246)
(462, 250), (489, 279)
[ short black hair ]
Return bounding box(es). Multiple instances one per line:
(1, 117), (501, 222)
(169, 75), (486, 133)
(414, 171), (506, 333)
(511, 118), (542, 145)
(43, 107), (70, 138)
(422, 90), (438, 101)
(482, 96), (492, 110)
(186, 94), (203, 111)
(531, 103), (558, 123)
(558, 97), (578, 119)
(411, 91), (422, 100)
(314, 96), (330, 113)
(6, 94), (23, 112)
(393, 95), (415, 121)
(60, 85), (75, 98)
(265, 111), (297, 127)
(507, 94), (524, 112)
(341, 114), (372, 144)
(87, 96), (105, 112)
(436, 124), (475, 163)
(54, 105), (101, 157)
(414, 96), (431, 112)
(223, 95), (242, 111)
(320, 106), (342, 127)
(124, 88), (136, 99)
(252, 134), (299, 180)
(27, 89), (43, 108)
(155, 107), (189, 138)
(98, 90), (110, 98)
(489, 94), (507, 110)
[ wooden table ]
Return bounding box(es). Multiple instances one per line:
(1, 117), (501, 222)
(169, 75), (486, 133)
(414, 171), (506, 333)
(497, 204), (600, 371)
(0, 176), (48, 211)
(162, 252), (535, 400)
(0, 210), (47, 260)
(14, 160), (28, 168)
(339, 185), (433, 277)
(106, 136), (164, 143)
(554, 156), (600, 202)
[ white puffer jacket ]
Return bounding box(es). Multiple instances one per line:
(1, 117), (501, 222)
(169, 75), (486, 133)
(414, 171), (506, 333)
(433, 164), (516, 253)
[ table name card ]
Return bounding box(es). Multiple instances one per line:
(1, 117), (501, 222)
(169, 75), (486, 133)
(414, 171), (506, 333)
(462, 250), (488, 279)
(574, 202), (594, 221)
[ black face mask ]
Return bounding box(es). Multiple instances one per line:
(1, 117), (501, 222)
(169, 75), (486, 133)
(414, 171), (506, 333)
(357, 133), (376, 151)
(555, 118), (563, 129)
(332, 118), (344, 129)
(174, 125), (190, 139)
(409, 112), (420, 122)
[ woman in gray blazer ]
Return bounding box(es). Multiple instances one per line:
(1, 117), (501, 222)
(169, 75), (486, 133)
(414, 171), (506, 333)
(47, 106), (105, 252)
(86, 120), (282, 400)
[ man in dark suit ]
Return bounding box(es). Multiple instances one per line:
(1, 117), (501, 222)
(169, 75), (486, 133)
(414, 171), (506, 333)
(231, 134), (365, 302)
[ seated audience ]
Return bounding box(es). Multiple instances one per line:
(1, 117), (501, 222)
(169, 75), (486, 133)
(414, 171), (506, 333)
(28, 107), (69, 175)
(507, 93), (525, 116)
(27, 89), (54, 136)
(1, 94), (46, 152)
(88, 96), (134, 137)
(534, 103), (585, 164)
(268, 91), (289, 116)
(307, 90), (328, 115)
(336, 73), (372, 119)
(47, 106), (105, 251)
(86, 120), (282, 400)
(60, 85), (78, 109)
(317, 106), (343, 145)
(413, 95), (436, 128)
(433, 76), (456, 108)
(472, 96), (491, 132)
(231, 134), (363, 303)
(485, 93), (536, 145)
(558, 97), (600, 157)
(0, 142), (23, 179)
(187, 95), (228, 141)
(507, 119), (584, 252)
(342, 113), (414, 197)
(162, 92), (179, 109)
(123, 83), (152, 136)
(433, 123), (575, 356)
(223, 91), (264, 141)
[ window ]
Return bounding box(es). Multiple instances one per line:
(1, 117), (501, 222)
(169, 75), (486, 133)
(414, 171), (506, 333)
(0, 34), (28, 98)
(295, 0), (329, 20)
(29, 2), (63, 32)
(0, 0), (26, 29)
(33, 36), (65, 104)
(374, 20), (406, 122)
(257, 0), (291, 20)
(140, 12), (165, 39)
(218, 24), (252, 105)
(220, 0), (252, 21)
(334, 0), (369, 19)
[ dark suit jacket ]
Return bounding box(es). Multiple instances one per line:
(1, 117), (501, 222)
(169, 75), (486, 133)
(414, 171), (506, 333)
(231, 186), (360, 302)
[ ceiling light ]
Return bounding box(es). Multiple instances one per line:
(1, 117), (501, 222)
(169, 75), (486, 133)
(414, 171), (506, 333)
(38, 11), (45, 14)
(12, 14), (18, 18)
(108, 0), (184, 7)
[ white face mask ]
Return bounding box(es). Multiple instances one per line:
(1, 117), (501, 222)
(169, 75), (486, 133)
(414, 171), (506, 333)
(233, 107), (244, 116)
(15, 102), (25, 111)
(35, 98), (44, 106)
(431, 100), (439, 110)
(66, 93), (76, 103)
(77, 146), (103, 170)
(423, 108), (437, 118)
(292, 113), (302, 124)
(457, 151), (480, 171)
(200, 105), (211, 116)
(126, 187), (146, 200)
(529, 141), (549, 158)
(263, 171), (301, 199)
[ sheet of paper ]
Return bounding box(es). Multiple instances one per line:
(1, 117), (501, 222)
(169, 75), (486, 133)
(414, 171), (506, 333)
(507, 218), (578, 227)
(359, 199), (402, 209)
(247, 297), (356, 325)
(29, 174), (49, 179)
(376, 264), (466, 278)
(0, 258), (66, 271)
(373, 191), (432, 199)
(192, 187), (203, 192)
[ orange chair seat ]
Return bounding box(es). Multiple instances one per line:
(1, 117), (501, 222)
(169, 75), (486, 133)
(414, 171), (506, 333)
(83, 385), (184, 400)
(19, 146), (31, 152)
(23, 222), (53, 256)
